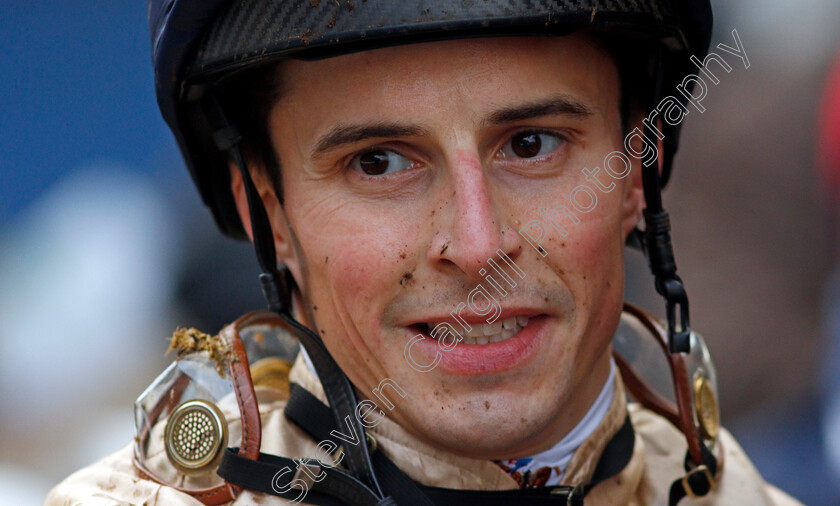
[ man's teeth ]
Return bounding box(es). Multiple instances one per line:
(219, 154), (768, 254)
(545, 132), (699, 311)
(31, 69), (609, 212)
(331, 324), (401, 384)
(423, 316), (531, 345)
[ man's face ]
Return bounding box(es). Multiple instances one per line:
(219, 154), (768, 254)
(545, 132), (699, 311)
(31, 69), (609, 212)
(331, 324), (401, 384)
(254, 33), (643, 459)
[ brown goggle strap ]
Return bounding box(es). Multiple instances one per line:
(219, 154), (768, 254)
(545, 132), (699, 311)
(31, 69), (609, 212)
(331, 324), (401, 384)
(617, 302), (723, 505)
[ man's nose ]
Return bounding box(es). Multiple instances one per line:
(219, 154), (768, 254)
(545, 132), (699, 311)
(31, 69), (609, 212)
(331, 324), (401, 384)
(430, 151), (522, 280)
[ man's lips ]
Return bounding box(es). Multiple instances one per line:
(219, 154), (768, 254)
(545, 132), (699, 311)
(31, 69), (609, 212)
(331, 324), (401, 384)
(414, 311), (542, 345)
(404, 314), (549, 375)
(410, 309), (545, 327)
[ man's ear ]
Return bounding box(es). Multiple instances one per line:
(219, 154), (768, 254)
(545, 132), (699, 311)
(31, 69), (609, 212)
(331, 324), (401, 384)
(620, 156), (644, 240)
(619, 112), (656, 241)
(620, 114), (669, 241)
(229, 163), (298, 275)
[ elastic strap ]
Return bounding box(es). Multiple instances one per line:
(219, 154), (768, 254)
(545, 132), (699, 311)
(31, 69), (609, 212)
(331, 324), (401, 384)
(218, 448), (393, 506)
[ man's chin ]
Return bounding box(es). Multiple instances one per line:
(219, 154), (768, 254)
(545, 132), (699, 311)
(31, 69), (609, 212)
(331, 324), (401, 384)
(395, 400), (559, 460)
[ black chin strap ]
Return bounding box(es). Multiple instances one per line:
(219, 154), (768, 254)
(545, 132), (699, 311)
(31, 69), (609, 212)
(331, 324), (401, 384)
(206, 93), (387, 502)
(639, 50), (720, 503)
(639, 47), (691, 356)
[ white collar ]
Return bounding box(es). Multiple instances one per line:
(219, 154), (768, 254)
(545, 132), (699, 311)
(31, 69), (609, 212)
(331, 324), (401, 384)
(499, 358), (616, 485)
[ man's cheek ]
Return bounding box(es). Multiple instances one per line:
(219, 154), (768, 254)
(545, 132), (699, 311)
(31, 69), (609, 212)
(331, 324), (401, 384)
(551, 225), (619, 286)
(322, 242), (400, 314)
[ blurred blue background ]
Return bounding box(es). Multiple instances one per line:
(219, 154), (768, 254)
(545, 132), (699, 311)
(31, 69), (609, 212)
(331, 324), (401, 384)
(0, 3), (265, 504)
(1, 1), (839, 504)
(1, 2), (171, 221)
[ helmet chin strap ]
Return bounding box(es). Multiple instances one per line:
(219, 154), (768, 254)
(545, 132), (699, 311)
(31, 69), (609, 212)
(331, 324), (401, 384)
(205, 93), (386, 500)
(639, 49), (692, 355)
(637, 52), (721, 504)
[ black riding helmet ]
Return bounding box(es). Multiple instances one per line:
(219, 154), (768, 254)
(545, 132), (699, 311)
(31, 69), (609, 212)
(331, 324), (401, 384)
(150, 0), (712, 239)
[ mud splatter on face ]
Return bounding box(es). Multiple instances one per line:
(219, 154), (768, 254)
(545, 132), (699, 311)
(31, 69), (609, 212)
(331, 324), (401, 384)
(400, 271), (415, 286)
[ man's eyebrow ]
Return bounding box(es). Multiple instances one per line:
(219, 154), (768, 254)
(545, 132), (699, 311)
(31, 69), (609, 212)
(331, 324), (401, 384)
(312, 123), (428, 159)
(485, 95), (594, 125)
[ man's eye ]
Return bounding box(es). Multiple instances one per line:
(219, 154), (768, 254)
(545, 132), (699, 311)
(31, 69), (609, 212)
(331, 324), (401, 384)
(500, 131), (564, 159)
(351, 149), (413, 176)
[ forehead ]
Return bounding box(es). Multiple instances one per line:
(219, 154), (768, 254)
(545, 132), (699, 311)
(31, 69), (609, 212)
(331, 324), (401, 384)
(274, 33), (619, 129)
